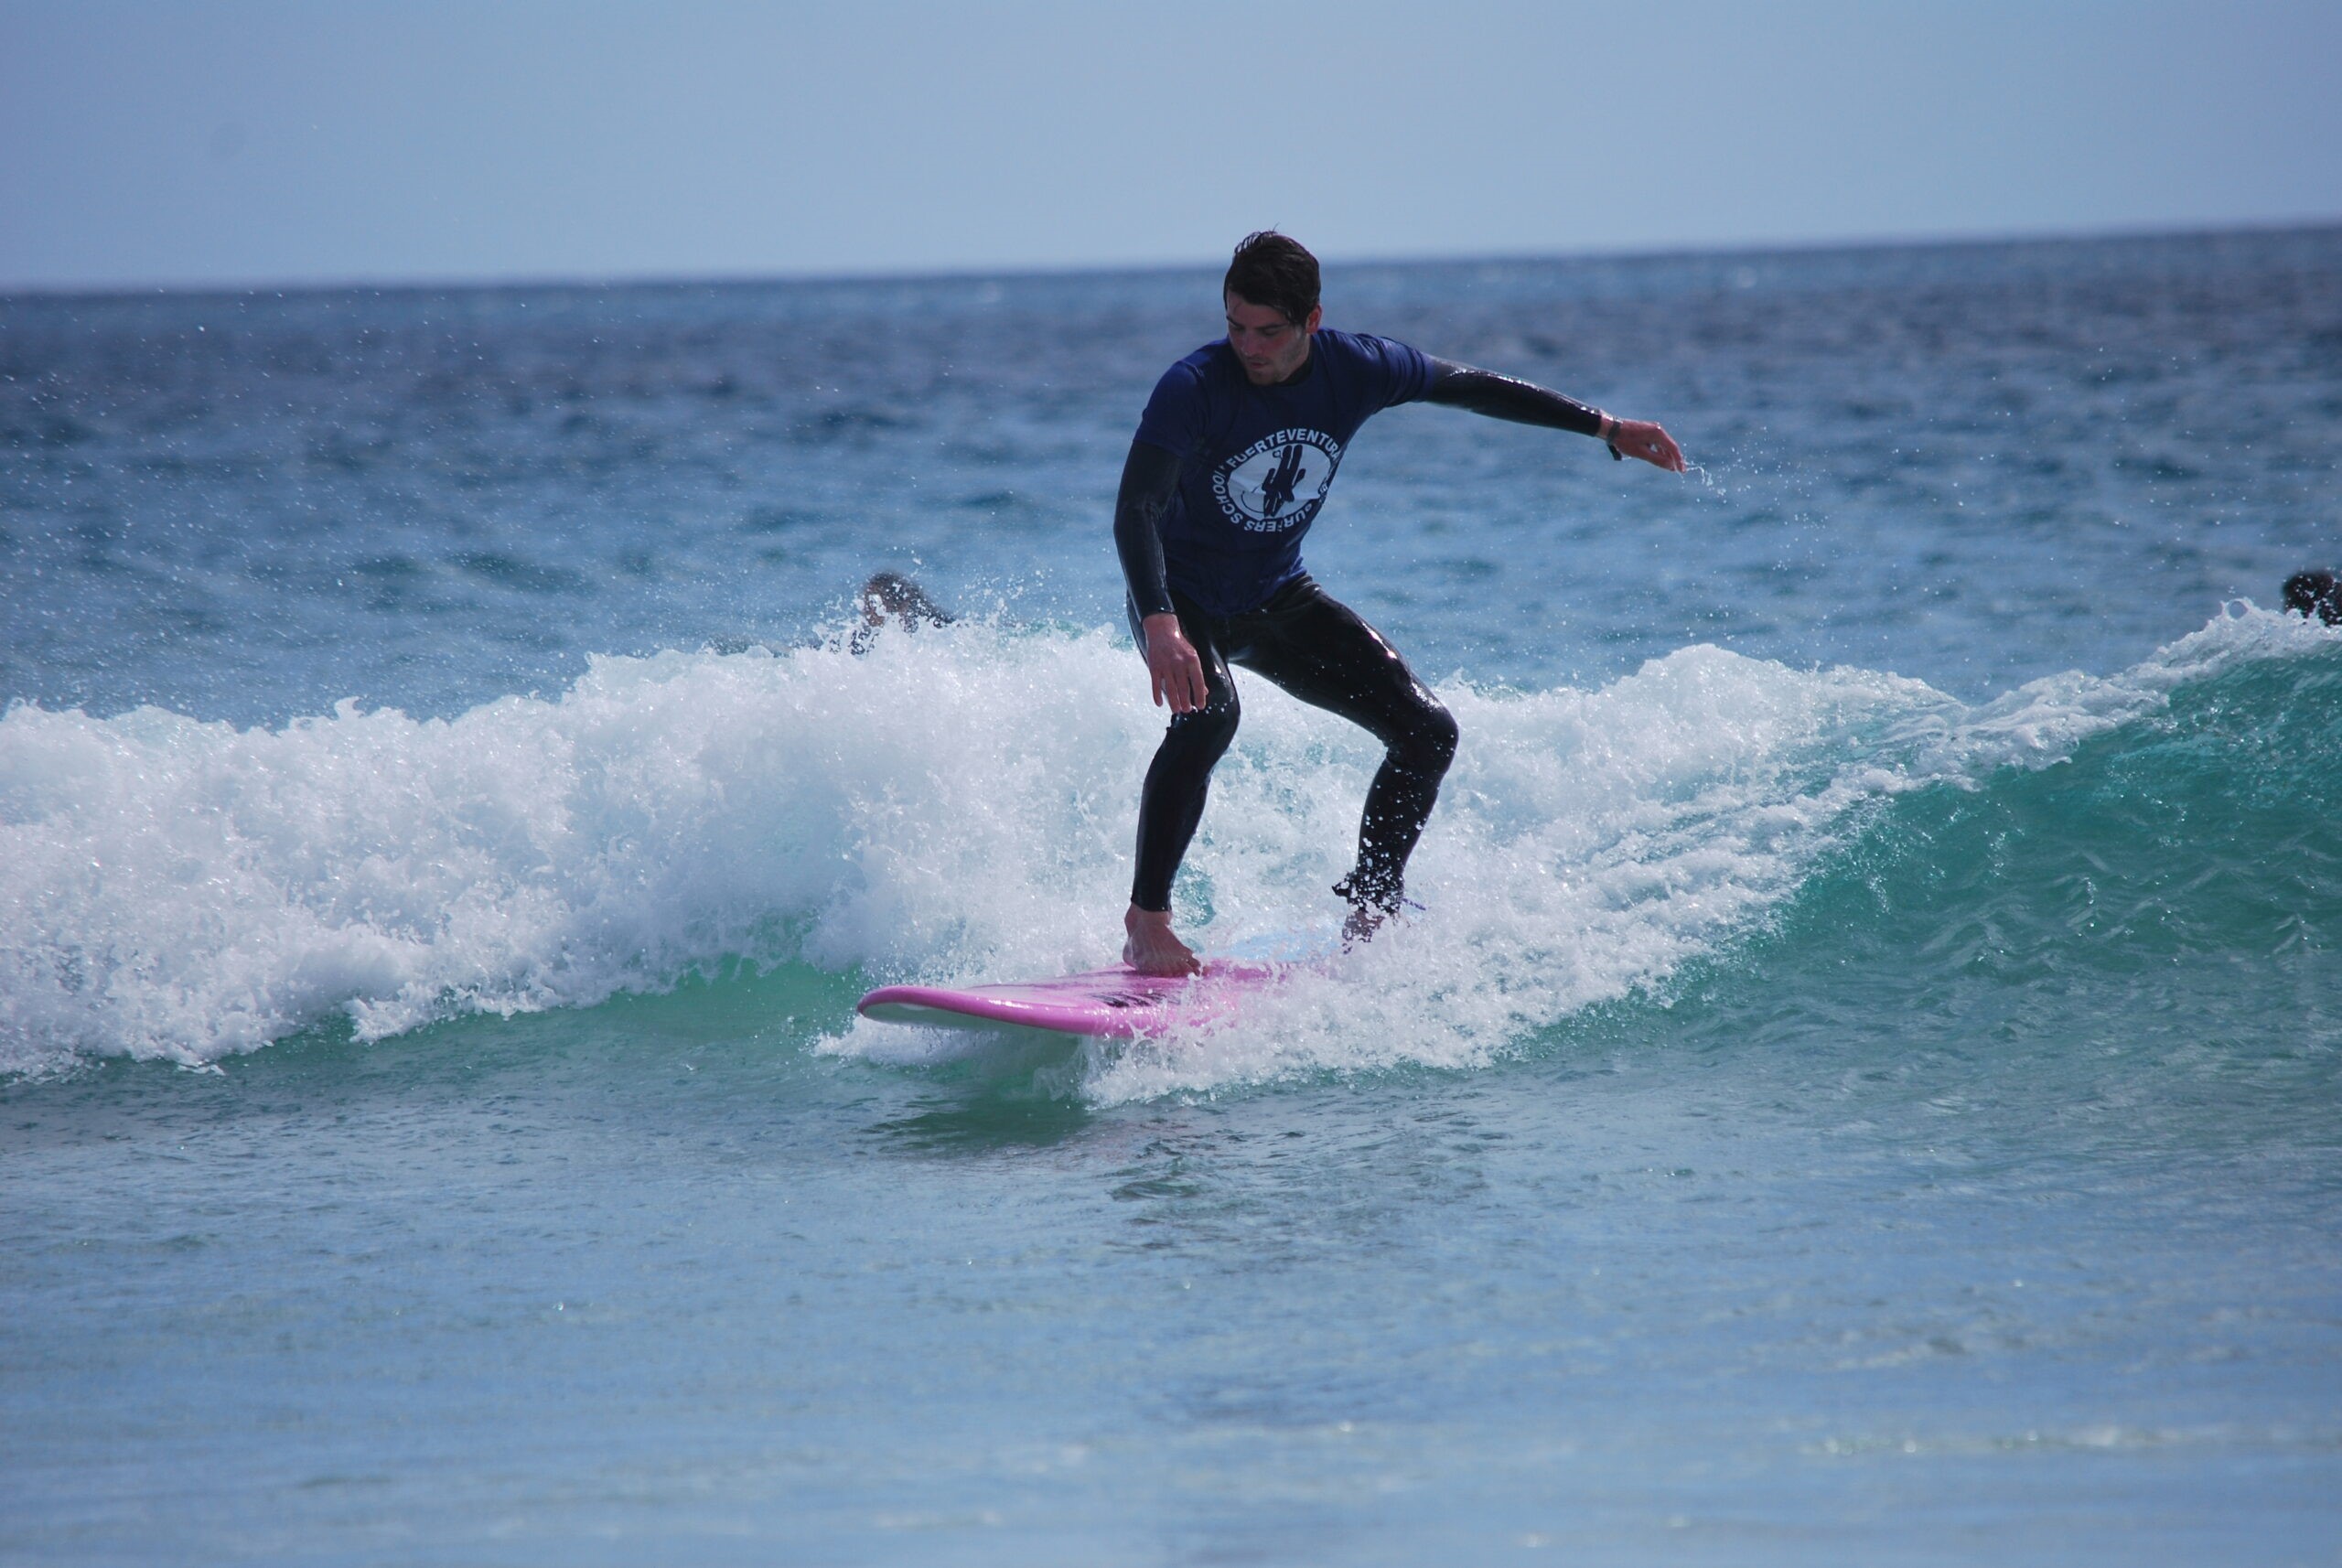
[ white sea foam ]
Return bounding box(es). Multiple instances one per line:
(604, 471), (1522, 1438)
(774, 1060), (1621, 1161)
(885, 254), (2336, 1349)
(1, 605), (2328, 1081)
(0, 621), (1146, 1072)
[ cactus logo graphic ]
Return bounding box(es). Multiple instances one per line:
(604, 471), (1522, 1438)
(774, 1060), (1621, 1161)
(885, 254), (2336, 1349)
(1211, 428), (1344, 533)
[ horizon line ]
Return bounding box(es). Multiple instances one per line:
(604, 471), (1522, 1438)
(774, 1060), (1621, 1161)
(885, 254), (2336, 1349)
(6, 213), (2338, 306)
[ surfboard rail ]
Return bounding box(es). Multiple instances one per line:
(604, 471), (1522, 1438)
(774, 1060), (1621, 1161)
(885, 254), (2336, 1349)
(856, 959), (1285, 1039)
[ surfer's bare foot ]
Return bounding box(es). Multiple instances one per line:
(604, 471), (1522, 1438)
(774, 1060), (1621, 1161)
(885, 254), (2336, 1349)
(1123, 905), (1202, 976)
(1341, 902), (1386, 950)
(1334, 871), (1412, 950)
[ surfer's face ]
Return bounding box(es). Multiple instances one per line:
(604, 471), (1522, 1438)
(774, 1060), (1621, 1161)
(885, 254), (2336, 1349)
(1225, 293), (1319, 385)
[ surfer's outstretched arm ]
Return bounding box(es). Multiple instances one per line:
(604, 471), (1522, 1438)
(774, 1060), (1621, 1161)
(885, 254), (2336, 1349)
(1113, 438), (1209, 714)
(1423, 359), (1686, 472)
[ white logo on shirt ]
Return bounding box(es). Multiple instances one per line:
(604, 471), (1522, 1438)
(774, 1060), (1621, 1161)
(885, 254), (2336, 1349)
(1211, 428), (1343, 533)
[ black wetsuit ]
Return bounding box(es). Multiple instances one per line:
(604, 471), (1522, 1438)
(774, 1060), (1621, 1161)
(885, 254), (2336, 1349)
(1125, 574), (1458, 915)
(1116, 349), (1611, 916)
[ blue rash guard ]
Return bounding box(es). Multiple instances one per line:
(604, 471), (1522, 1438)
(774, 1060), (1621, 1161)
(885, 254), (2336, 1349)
(1132, 329), (1434, 617)
(1111, 328), (1614, 917)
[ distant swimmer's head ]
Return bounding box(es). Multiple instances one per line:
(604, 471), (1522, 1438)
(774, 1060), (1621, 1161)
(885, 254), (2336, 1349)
(1224, 231), (1322, 387)
(859, 571), (953, 632)
(2283, 569), (2341, 627)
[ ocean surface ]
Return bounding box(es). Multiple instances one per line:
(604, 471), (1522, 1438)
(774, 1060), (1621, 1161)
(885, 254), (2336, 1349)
(4, 226), (2339, 1563)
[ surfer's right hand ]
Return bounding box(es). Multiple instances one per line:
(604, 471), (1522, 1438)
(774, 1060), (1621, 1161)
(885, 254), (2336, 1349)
(1141, 613), (1208, 714)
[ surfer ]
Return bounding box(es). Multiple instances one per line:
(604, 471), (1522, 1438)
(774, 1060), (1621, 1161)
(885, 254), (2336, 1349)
(860, 570), (952, 631)
(2283, 569), (2341, 627)
(1116, 231), (1687, 975)
(852, 569), (952, 650)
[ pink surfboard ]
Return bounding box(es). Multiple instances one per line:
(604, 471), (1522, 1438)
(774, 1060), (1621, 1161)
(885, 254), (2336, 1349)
(857, 959), (1290, 1039)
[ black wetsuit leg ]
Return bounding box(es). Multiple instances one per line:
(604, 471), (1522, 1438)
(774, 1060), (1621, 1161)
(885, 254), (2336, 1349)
(1226, 579), (1459, 913)
(1128, 577), (1458, 915)
(1128, 594), (1241, 913)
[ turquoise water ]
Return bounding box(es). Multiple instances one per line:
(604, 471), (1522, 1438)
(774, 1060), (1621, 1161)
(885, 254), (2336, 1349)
(4, 228), (2340, 1563)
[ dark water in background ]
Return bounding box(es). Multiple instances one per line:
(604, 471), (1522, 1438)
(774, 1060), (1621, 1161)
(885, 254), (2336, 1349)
(5, 225), (2337, 724)
(3, 227), (2340, 1563)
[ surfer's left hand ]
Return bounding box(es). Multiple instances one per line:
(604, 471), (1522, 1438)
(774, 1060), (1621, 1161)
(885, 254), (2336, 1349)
(1609, 419), (1687, 473)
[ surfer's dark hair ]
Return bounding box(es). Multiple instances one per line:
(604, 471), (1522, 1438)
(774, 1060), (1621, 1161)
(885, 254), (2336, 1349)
(2283, 569), (2341, 627)
(1224, 231), (1319, 326)
(860, 570), (952, 629)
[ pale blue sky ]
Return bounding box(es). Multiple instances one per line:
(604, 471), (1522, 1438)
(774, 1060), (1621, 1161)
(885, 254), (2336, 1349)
(4, 0), (2337, 292)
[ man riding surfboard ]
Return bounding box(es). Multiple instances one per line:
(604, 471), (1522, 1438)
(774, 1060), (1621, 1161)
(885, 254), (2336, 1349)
(1114, 231), (1688, 976)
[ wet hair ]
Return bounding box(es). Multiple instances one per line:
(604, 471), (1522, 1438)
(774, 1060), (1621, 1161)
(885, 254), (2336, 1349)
(859, 570), (952, 630)
(2283, 568), (2341, 627)
(1223, 231), (1320, 326)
